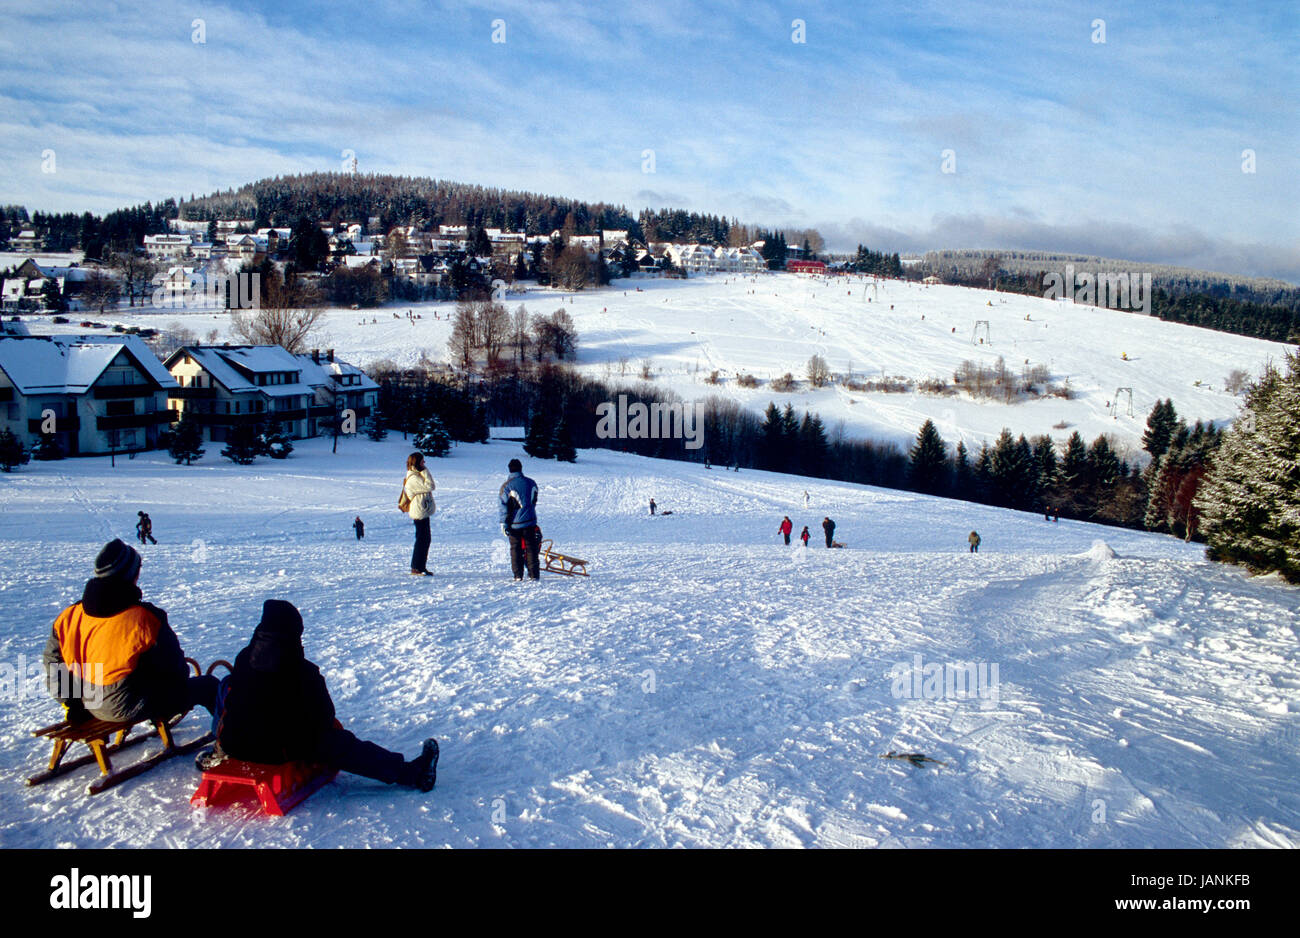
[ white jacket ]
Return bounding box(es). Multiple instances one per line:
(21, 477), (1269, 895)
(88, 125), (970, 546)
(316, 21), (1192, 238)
(404, 468), (435, 520)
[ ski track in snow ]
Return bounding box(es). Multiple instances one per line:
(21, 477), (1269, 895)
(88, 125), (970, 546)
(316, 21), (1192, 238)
(0, 437), (1297, 848)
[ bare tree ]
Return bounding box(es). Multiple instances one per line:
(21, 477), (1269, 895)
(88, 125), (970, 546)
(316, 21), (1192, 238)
(477, 300), (509, 365)
(807, 354), (830, 388)
(229, 270), (324, 353)
(511, 303), (530, 364)
(82, 268), (121, 313)
(109, 251), (158, 308)
(448, 302), (477, 369)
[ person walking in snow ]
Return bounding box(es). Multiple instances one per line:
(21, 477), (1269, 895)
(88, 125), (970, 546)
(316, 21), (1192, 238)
(822, 517), (835, 548)
(353, 516), (365, 540)
(204, 599), (438, 793)
(43, 539), (216, 724)
(968, 530), (981, 553)
(778, 516), (793, 545)
(799, 525), (810, 546)
(803, 490), (810, 508)
(499, 458), (541, 581)
(135, 511), (156, 545)
(403, 453), (435, 576)
(649, 498), (656, 516)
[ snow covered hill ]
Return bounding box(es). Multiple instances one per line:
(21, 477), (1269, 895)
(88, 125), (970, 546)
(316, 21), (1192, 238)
(33, 273), (1291, 459)
(1, 437), (1296, 847)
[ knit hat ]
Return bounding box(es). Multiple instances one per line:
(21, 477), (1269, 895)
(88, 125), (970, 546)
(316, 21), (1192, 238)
(508, 458), (522, 473)
(94, 539), (141, 581)
(255, 599), (304, 640)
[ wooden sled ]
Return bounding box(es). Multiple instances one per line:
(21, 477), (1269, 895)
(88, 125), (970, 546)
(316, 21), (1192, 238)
(192, 758), (338, 816)
(27, 658), (229, 795)
(539, 539), (590, 577)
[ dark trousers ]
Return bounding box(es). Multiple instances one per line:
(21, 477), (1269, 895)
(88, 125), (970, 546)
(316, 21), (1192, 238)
(970, 543), (978, 553)
(138, 532), (156, 545)
(355, 528), (363, 540)
(782, 533), (791, 545)
(411, 517), (431, 572)
(143, 674), (218, 723)
(824, 531), (833, 548)
(314, 726), (404, 784)
(510, 525), (541, 580)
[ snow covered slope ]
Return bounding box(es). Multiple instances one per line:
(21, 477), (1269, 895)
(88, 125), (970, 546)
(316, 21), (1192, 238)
(38, 272), (1290, 457)
(1, 437), (1296, 847)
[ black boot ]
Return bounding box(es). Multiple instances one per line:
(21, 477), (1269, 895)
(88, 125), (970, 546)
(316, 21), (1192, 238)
(397, 739), (439, 792)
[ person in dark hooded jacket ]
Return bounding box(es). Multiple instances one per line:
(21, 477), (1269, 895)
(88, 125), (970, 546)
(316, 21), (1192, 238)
(212, 599), (438, 792)
(43, 538), (215, 724)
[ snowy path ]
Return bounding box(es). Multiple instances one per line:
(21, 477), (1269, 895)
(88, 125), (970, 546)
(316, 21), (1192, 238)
(1, 438), (1297, 847)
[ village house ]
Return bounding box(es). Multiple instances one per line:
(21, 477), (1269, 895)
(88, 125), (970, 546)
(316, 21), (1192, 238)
(164, 344), (314, 443)
(0, 334), (178, 456)
(10, 230), (42, 252)
(142, 233), (195, 260)
(295, 349), (381, 437)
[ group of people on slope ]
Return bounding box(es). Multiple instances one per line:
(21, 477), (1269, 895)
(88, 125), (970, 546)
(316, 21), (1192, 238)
(779, 515), (836, 548)
(42, 539), (439, 793)
(402, 454), (542, 581)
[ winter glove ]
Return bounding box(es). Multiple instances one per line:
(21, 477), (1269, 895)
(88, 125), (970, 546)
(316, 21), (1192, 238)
(501, 524), (510, 538)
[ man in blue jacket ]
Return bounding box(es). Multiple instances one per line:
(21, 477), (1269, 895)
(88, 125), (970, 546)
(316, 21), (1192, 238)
(499, 458), (541, 580)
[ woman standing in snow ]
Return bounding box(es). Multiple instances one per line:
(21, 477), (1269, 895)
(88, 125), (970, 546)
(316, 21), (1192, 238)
(404, 453), (435, 575)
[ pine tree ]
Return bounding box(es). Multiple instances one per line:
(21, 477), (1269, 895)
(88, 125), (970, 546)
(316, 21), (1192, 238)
(524, 409), (553, 459)
(221, 425), (259, 464)
(953, 440), (973, 498)
(798, 412), (830, 477)
(550, 414), (576, 462)
(1057, 431), (1089, 516)
(1141, 399), (1180, 459)
(1031, 435), (1058, 511)
(758, 402), (784, 471)
(467, 402), (490, 444)
(0, 428), (30, 471)
(1087, 435), (1122, 514)
(413, 415), (451, 457)
(1196, 353), (1300, 581)
(168, 414), (205, 465)
(32, 432), (63, 461)
(365, 403), (388, 441)
(909, 419), (948, 494)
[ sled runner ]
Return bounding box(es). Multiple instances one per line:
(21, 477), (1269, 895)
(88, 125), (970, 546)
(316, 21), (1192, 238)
(539, 538), (589, 577)
(191, 757), (338, 816)
(27, 658), (229, 795)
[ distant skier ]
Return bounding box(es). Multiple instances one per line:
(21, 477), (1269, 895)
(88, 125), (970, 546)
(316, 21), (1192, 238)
(1054, 510), (1059, 523)
(135, 511), (156, 545)
(203, 599), (438, 793)
(822, 517), (835, 548)
(803, 490), (810, 508)
(499, 458), (541, 581)
(353, 516), (365, 540)
(778, 516), (793, 545)
(969, 531), (981, 553)
(649, 498), (656, 516)
(799, 525), (810, 546)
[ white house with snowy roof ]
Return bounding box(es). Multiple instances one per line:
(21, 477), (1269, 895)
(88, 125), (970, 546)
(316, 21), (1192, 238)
(0, 334), (179, 456)
(164, 345), (315, 443)
(295, 349), (381, 437)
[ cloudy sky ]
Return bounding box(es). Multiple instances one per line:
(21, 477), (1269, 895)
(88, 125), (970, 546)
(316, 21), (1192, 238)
(3, 0), (1297, 280)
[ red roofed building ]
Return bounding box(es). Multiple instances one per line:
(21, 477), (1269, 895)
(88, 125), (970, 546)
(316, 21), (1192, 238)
(786, 260), (826, 274)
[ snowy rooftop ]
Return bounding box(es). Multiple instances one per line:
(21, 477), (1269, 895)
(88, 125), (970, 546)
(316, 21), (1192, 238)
(0, 334), (177, 394)
(168, 345), (312, 397)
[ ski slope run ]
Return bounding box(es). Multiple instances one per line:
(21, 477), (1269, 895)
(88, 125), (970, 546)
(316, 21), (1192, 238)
(0, 436), (1296, 848)
(52, 271), (1292, 457)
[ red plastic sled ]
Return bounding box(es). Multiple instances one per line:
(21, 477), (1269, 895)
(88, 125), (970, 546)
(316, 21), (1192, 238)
(191, 758), (338, 816)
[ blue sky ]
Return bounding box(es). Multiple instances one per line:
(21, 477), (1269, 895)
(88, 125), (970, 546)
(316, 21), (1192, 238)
(2, 0), (1297, 280)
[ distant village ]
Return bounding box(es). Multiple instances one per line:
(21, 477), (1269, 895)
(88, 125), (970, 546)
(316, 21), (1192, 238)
(1, 216), (791, 314)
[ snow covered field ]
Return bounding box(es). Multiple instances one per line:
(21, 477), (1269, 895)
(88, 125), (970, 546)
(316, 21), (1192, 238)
(1, 436), (1296, 848)
(26, 272), (1291, 457)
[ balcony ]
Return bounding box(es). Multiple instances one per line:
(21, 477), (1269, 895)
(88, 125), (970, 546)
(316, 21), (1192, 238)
(97, 410), (178, 430)
(93, 384), (158, 399)
(28, 416), (80, 432)
(171, 386), (217, 399)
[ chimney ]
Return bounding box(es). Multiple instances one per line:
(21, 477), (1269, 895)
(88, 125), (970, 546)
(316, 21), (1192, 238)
(326, 349), (334, 363)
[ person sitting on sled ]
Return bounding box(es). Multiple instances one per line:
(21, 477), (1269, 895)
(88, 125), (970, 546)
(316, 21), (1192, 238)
(43, 539), (217, 724)
(206, 599), (438, 792)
